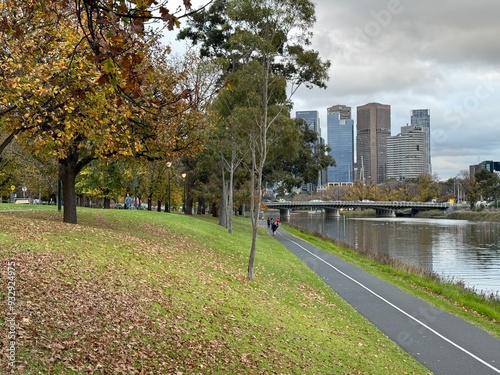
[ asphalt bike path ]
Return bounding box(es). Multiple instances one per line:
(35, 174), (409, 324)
(270, 227), (500, 375)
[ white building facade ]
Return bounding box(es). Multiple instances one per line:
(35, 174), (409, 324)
(387, 125), (427, 180)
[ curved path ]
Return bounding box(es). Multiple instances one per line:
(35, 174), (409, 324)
(272, 228), (500, 375)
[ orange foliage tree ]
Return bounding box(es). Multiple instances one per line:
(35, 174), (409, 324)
(0, 1), (209, 223)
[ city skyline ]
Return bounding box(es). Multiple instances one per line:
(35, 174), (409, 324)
(169, 0), (499, 180)
(298, 103), (431, 184)
(291, 0), (500, 180)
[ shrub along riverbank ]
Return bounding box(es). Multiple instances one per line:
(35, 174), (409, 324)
(0, 206), (429, 374)
(446, 208), (500, 222)
(343, 207), (500, 222)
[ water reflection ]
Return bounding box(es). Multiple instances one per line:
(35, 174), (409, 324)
(286, 213), (500, 295)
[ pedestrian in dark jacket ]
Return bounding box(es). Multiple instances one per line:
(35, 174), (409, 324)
(271, 222), (278, 237)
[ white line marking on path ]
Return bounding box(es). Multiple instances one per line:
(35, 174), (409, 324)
(281, 233), (500, 374)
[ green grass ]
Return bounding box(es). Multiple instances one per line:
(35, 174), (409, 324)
(282, 224), (500, 339)
(0, 205), (430, 374)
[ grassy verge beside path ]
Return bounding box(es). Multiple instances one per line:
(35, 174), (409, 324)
(282, 224), (500, 340)
(0, 206), (429, 374)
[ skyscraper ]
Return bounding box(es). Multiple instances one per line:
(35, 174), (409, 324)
(356, 103), (391, 184)
(296, 110), (323, 189)
(327, 105), (354, 184)
(410, 109), (431, 174)
(387, 125), (426, 180)
(296, 110), (321, 138)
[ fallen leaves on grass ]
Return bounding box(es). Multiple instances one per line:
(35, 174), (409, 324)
(0, 249), (266, 374)
(0, 217), (287, 374)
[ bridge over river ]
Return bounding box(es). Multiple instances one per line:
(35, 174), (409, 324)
(264, 200), (452, 217)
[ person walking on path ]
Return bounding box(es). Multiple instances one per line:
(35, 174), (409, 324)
(125, 194), (132, 209)
(271, 221), (278, 237)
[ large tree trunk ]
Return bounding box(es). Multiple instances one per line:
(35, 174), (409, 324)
(59, 147), (94, 224)
(59, 155), (79, 224)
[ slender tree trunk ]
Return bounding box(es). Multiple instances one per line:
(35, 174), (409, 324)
(247, 147), (258, 280)
(197, 199), (204, 214)
(157, 200), (161, 212)
(227, 149), (235, 234)
(219, 169), (227, 227)
(247, 60), (270, 281)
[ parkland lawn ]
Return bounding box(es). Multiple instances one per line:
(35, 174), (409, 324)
(0, 205), (485, 373)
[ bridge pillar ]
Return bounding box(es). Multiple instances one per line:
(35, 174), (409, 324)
(325, 208), (340, 217)
(279, 209), (290, 219)
(375, 208), (396, 217)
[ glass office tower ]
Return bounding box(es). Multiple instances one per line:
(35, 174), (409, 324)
(327, 105), (354, 184)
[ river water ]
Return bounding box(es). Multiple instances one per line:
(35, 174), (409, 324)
(284, 212), (500, 296)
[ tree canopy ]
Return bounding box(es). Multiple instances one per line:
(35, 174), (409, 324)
(0, 0), (212, 223)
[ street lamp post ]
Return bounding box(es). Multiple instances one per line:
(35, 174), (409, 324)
(166, 162), (172, 212)
(494, 182), (499, 209)
(133, 167), (138, 209)
(181, 173), (187, 214)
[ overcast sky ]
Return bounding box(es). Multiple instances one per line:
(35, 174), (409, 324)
(170, 0), (500, 180)
(291, 0), (500, 180)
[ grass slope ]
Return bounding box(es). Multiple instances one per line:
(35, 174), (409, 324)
(0, 206), (430, 374)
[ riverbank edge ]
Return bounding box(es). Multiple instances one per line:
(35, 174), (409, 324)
(282, 223), (500, 339)
(339, 207), (500, 222)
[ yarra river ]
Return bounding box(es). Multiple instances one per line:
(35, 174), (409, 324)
(283, 212), (500, 296)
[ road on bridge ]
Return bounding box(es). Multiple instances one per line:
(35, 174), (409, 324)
(272, 228), (500, 375)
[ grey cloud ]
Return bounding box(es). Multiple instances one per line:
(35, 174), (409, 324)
(293, 0), (500, 179)
(313, 0), (500, 67)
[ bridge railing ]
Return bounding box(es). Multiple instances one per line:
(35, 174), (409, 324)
(264, 200), (451, 210)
